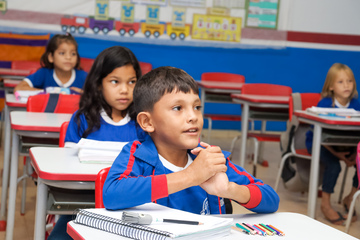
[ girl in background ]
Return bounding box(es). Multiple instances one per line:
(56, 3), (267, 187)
(14, 33), (87, 93)
(48, 46), (146, 240)
(306, 63), (359, 225)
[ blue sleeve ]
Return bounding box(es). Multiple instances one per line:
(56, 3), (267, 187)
(26, 68), (47, 88)
(64, 112), (87, 143)
(103, 142), (166, 210)
(227, 160), (279, 213)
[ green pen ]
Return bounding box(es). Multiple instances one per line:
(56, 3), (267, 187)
(235, 223), (251, 235)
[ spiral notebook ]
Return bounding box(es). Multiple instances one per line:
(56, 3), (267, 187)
(72, 203), (233, 240)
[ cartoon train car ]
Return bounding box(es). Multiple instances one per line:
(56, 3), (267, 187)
(166, 23), (191, 40)
(114, 21), (140, 36)
(89, 17), (114, 34)
(141, 21), (166, 38)
(61, 15), (89, 34)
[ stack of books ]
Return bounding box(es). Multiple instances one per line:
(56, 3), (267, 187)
(76, 138), (128, 164)
(306, 106), (360, 117)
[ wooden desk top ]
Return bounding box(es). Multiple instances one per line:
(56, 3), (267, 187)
(0, 68), (31, 77)
(197, 81), (244, 91)
(295, 110), (360, 126)
(30, 147), (110, 181)
(231, 93), (290, 104)
(10, 111), (72, 132)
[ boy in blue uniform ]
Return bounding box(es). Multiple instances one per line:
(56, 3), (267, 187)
(103, 66), (279, 214)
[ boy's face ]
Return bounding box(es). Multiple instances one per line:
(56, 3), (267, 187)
(148, 90), (203, 151)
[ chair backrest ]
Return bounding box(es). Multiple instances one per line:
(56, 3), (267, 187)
(27, 94), (80, 113)
(59, 121), (69, 147)
(289, 93), (321, 121)
(11, 60), (41, 72)
(95, 167), (111, 208)
(201, 72), (245, 83)
(80, 58), (95, 73)
(139, 62), (152, 75)
(241, 83), (292, 96)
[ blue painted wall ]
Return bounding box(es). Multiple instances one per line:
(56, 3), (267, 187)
(75, 36), (360, 131)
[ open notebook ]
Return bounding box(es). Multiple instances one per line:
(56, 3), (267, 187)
(76, 138), (128, 164)
(72, 203), (233, 240)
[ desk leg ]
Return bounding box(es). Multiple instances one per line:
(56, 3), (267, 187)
(34, 178), (47, 240)
(5, 131), (19, 240)
(0, 104), (10, 230)
(240, 103), (249, 167)
(307, 124), (322, 218)
(200, 88), (205, 116)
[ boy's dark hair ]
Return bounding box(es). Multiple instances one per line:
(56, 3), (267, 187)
(40, 33), (81, 69)
(132, 66), (199, 119)
(76, 46), (142, 137)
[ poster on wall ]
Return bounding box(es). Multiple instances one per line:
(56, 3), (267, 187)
(130, 0), (167, 6)
(170, 0), (206, 8)
(245, 0), (280, 29)
(0, 0), (288, 49)
(213, 0), (245, 9)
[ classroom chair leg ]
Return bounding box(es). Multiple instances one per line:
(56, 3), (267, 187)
(345, 190), (360, 233)
(337, 166), (348, 204)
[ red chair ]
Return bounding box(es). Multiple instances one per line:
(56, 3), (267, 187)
(139, 62), (152, 75)
(200, 72), (245, 143)
(232, 83), (292, 176)
(95, 167), (111, 208)
(27, 94), (80, 113)
(274, 93), (321, 191)
(59, 121), (69, 147)
(11, 60), (41, 72)
(80, 57), (95, 73)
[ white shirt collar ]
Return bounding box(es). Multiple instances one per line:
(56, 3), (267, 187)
(334, 98), (350, 108)
(53, 69), (75, 88)
(100, 109), (131, 126)
(158, 154), (193, 172)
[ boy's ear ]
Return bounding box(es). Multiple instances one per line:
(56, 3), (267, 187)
(48, 53), (54, 63)
(137, 112), (155, 133)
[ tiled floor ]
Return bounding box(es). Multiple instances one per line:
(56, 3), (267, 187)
(0, 130), (359, 239)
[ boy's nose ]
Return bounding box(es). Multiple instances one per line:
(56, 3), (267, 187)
(187, 110), (198, 123)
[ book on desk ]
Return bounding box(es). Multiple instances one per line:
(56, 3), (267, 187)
(76, 138), (128, 164)
(72, 203), (233, 240)
(307, 106), (360, 118)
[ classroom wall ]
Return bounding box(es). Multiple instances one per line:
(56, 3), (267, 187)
(2, 0), (360, 131)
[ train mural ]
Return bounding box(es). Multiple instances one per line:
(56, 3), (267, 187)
(60, 2), (242, 42)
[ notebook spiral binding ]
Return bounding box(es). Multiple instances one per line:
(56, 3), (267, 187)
(74, 209), (174, 240)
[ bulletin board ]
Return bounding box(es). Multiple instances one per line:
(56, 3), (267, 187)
(245, 0), (280, 29)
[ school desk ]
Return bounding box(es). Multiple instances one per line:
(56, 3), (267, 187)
(0, 94), (27, 231)
(294, 110), (360, 219)
(29, 147), (110, 240)
(5, 112), (71, 240)
(231, 93), (290, 167)
(0, 68), (30, 80)
(3, 79), (21, 92)
(196, 80), (244, 116)
(67, 211), (358, 240)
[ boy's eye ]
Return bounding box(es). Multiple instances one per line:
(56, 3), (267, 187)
(173, 106), (181, 111)
(110, 80), (118, 84)
(129, 80), (137, 85)
(59, 52), (65, 55)
(71, 52), (77, 56)
(195, 105), (202, 111)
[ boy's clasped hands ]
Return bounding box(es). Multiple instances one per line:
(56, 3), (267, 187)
(189, 142), (242, 199)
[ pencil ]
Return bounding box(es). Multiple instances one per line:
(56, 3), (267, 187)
(268, 224), (285, 236)
(160, 218), (203, 225)
(252, 224), (267, 236)
(232, 226), (250, 235)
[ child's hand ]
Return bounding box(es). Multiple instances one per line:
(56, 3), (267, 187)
(334, 151), (351, 161)
(70, 86), (83, 94)
(186, 143), (227, 186)
(200, 172), (230, 197)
